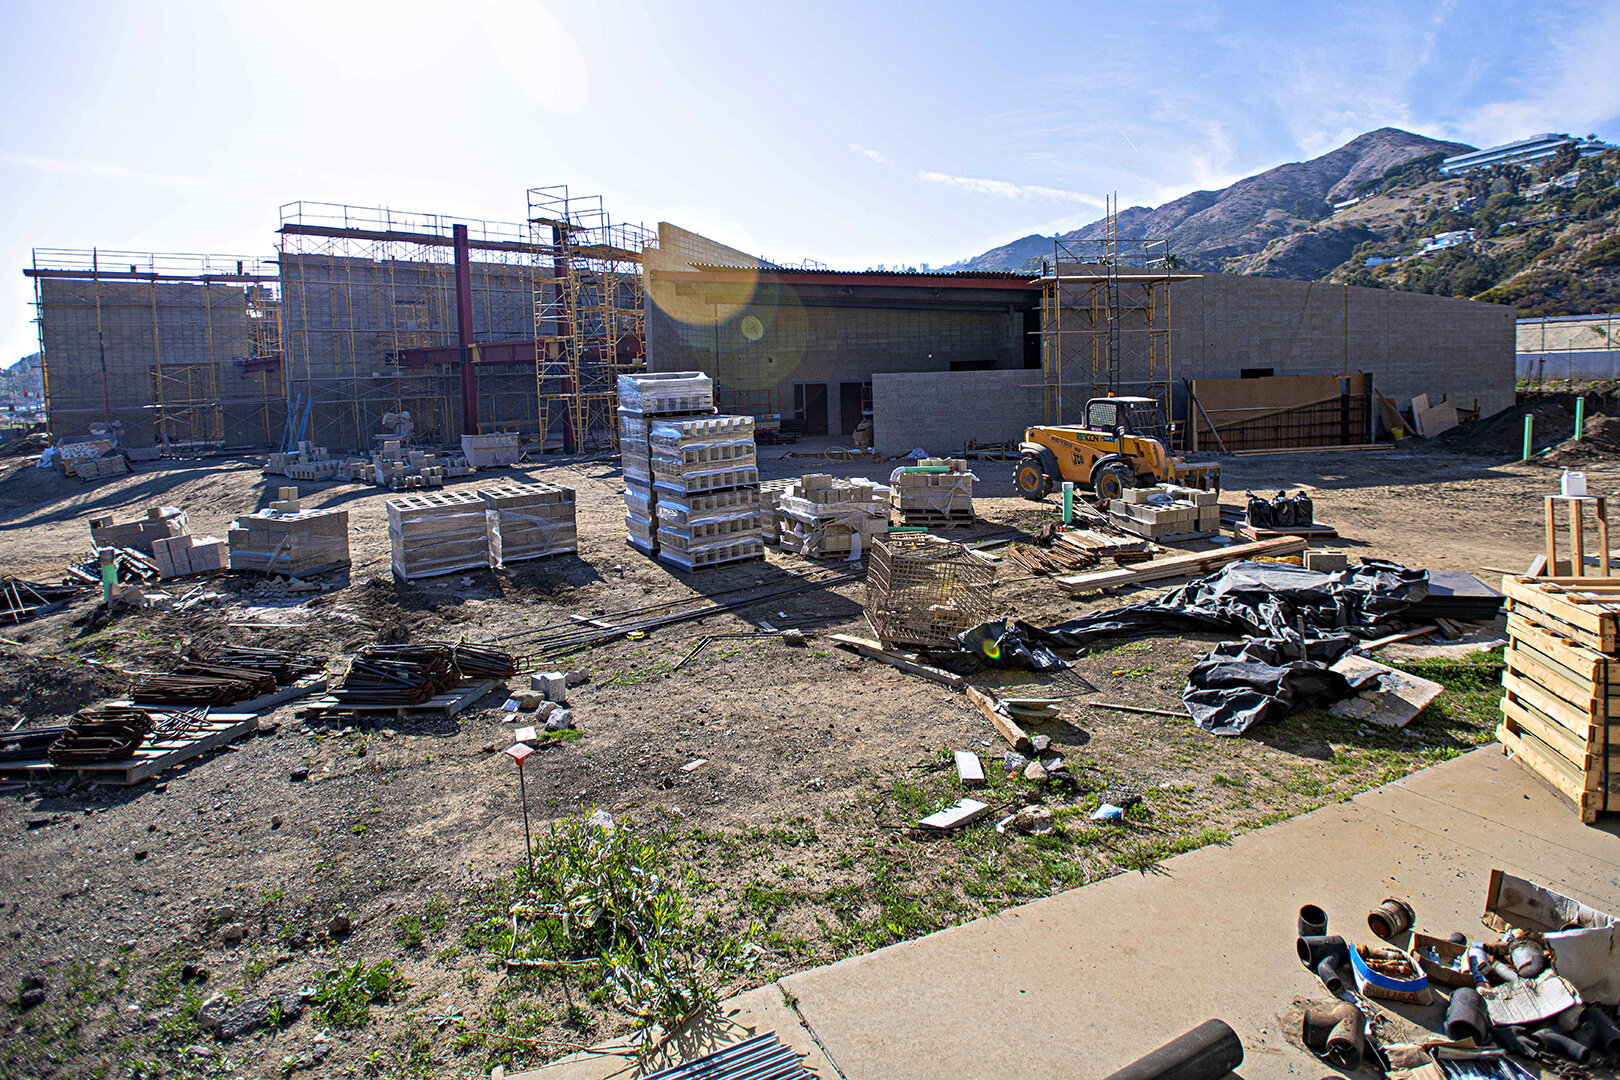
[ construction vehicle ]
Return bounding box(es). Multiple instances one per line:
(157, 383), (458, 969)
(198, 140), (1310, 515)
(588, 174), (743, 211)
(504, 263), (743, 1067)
(1015, 396), (1221, 502)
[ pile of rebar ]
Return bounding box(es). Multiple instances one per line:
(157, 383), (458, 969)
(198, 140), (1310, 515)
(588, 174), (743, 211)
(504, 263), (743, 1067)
(131, 662), (278, 706)
(439, 641), (518, 680)
(194, 645), (325, 685)
(0, 577), (83, 625)
(47, 706), (153, 766)
(330, 644), (458, 706)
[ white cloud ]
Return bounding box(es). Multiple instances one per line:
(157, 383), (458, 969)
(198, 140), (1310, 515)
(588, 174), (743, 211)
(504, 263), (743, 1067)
(850, 143), (887, 164)
(917, 171), (1104, 207)
(8, 154), (205, 189)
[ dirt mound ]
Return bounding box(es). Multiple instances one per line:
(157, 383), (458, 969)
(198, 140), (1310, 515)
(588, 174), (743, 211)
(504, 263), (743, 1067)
(0, 653), (124, 730)
(1536, 414), (1620, 466)
(1438, 397), (1581, 456)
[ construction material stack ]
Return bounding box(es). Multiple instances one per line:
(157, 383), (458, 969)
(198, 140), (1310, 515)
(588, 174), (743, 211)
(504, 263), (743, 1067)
(619, 372), (763, 571)
(478, 482), (577, 567)
(1109, 483), (1221, 540)
(776, 475), (890, 559)
(227, 498), (350, 578)
(150, 534), (227, 578)
(758, 478), (797, 545)
(889, 460), (975, 528)
(864, 534), (997, 649)
(351, 440), (450, 490)
(89, 507), (188, 556)
(387, 491), (491, 581)
(1498, 576), (1620, 822)
(266, 441), (340, 481)
(461, 433), (523, 469)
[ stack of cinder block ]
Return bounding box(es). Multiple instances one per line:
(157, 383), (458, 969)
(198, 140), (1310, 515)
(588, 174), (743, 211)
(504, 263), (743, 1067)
(73, 455), (131, 481)
(359, 440), (447, 490)
(479, 482), (577, 567)
(150, 533), (227, 578)
(889, 459), (975, 527)
(89, 506), (188, 555)
(228, 504), (350, 577)
(462, 433), (523, 469)
(387, 490), (491, 581)
(776, 475), (890, 559)
(758, 478), (798, 545)
(619, 371), (711, 555)
(55, 439), (119, 478)
(267, 441), (340, 481)
(1108, 483), (1221, 539)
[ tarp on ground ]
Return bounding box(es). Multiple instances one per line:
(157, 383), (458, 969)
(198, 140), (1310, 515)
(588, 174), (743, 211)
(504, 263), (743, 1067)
(946, 559), (1431, 735)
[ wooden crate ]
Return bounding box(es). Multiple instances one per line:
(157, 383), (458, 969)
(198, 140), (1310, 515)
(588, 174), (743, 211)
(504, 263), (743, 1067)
(1498, 604), (1618, 822)
(1502, 576), (1620, 652)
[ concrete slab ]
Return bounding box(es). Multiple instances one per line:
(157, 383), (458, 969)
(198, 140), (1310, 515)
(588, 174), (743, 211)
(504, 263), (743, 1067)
(511, 982), (838, 1080)
(779, 749), (1620, 1080)
(514, 748), (1620, 1080)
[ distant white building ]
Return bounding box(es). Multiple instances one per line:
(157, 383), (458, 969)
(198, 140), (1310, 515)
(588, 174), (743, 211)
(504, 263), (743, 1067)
(1422, 229), (1475, 254)
(1440, 133), (1616, 175)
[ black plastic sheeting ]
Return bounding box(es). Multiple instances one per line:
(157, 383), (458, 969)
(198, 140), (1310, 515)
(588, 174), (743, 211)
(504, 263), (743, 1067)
(945, 559), (1431, 735)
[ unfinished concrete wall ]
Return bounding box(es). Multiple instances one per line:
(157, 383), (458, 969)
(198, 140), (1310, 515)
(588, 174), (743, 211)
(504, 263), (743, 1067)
(873, 369), (1043, 455)
(646, 294), (1022, 434)
(38, 278), (280, 448)
(279, 254), (541, 449)
(1162, 276), (1516, 419)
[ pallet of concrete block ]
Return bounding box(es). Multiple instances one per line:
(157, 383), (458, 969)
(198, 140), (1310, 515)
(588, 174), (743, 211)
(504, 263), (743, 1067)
(370, 441), (445, 490)
(73, 455), (131, 481)
(462, 433), (523, 469)
(617, 371), (714, 417)
(52, 438), (117, 478)
(1108, 484), (1221, 540)
(1498, 576), (1620, 822)
(89, 507), (187, 555)
(888, 460), (975, 528)
(655, 487), (761, 529)
(479, 482), (577, 567)
(758, 478), (797, 545)
(776, 475), (890, 559)
(227, 508), (350, 577)
(623, 481), (657, 555)
(150, 534), (228, 579)
(286, 458), (342, 482)
(653, 464), (760, 497)
(655, 519), (765, 573)
(387, 491), (490, 581)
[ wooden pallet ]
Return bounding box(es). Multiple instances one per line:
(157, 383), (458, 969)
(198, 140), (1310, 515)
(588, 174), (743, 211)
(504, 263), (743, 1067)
(112, 675), (327, 715)
(300, 679), (497, 721)
(891, 511), (975, 529)
(0, 714), (258, 785)
(1502, 577), (1620, 652)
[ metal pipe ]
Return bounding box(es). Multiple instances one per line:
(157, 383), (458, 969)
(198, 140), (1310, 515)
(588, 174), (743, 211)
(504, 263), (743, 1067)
(1100, 1019), (1243, 1080)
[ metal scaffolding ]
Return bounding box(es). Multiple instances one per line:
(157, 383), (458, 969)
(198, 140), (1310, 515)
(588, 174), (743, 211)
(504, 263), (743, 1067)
(527, 186), (654, 452)
(277, 203), (542, 451)
(1035, 196), (1193, 426)
(26, 249), (283, 450)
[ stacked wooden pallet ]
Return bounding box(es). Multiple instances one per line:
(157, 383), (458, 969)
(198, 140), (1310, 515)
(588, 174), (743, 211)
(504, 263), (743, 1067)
(1498, 576), (1620, 823)
(479, 482), (577, 567)
(387, 491), (490, 581)
(1053, 529), (1155, 563)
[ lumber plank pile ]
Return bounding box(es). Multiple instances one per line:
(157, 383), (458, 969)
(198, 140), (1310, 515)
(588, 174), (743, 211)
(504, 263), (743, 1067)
(479, 482), (578, 567)
(1498, 576), (1620, 822)
(1055, 536), (1307, 594)
(1005, 543), (1098, 575)
(1053, 528), (1155, 564)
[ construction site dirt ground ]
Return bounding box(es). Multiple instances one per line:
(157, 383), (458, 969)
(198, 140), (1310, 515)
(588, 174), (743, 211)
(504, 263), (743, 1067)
(0, 440), (1611, 1079)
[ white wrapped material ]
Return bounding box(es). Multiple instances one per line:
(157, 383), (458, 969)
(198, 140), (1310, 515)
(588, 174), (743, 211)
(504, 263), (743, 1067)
(386, 491), (488, 580)
(617, 372), (714, 416)
(478, 482), (577, 566)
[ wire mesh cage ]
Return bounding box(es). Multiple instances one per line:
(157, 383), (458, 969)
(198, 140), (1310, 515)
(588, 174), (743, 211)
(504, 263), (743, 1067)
(864, 534), (998, 649)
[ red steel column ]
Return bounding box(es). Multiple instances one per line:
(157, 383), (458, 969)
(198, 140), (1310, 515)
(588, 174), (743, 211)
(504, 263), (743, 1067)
(453, 224), (478, 438)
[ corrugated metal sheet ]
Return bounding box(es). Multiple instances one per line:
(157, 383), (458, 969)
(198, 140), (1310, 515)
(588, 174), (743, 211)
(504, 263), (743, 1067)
(642, 1031), (812, 1080)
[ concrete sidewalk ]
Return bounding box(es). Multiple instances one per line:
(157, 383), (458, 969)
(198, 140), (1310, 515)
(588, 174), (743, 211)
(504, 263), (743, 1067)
(518, 748), (1620, 1080)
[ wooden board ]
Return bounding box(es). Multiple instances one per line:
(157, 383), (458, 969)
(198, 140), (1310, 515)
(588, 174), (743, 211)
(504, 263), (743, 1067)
(1329, 654), (1443, 728)
(1234, 523), (1339, 540)
(826, 634), (965, 688)
(301, 680), (497, 721)
(965, 686), (1031, 753)
(1497, 722), (1606, 823)
(1056, 536), (1307, 594)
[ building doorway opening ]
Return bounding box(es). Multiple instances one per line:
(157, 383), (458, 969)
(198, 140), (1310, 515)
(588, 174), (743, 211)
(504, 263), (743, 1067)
(793, 382), (828, 435)
(838, 381), (871, 436)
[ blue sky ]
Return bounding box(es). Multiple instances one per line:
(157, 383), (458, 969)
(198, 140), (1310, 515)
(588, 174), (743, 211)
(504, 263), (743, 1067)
(4, 0), (1618, 367)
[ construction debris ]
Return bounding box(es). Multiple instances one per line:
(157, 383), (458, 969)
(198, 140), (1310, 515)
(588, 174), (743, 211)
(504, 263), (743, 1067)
(0, 577), (83, 624)
(1056, 536), (1307, 594)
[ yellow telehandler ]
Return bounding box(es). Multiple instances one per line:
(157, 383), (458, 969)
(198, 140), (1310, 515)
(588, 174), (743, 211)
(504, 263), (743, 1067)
(1015, 396), (1221, 503)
